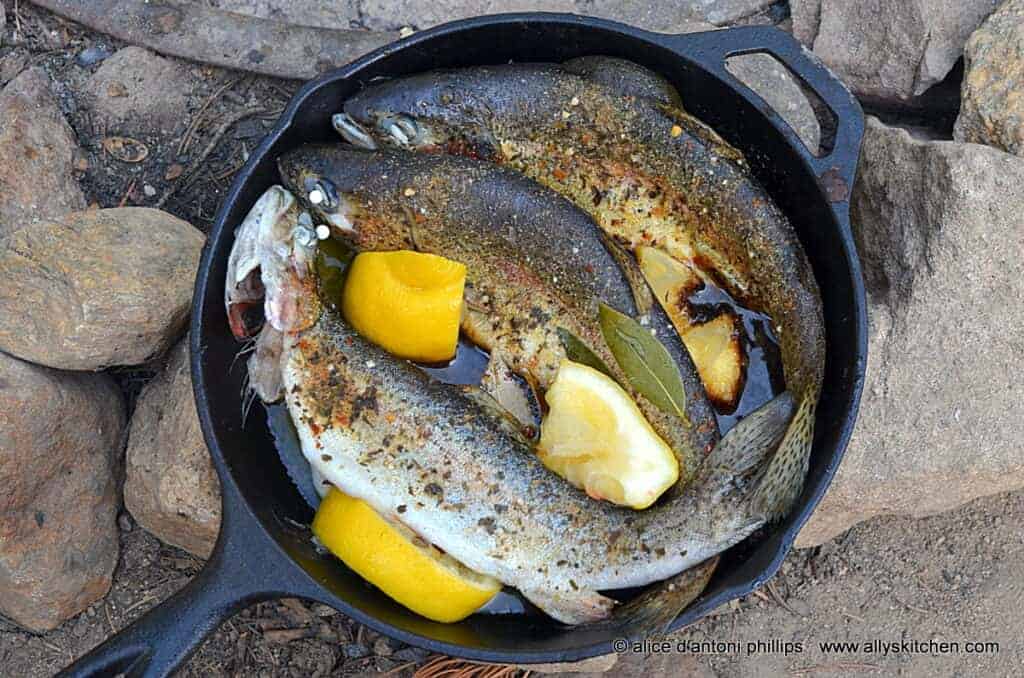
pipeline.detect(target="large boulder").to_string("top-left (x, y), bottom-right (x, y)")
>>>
top-left (582, 0), bottom-right (776, 28)
top-left (235, 0), bottom-right (779, 32)
top-left (82, 46), bottom-right (194, 137)
top-left (790, 0), bottom-right (1001, 100)
top-left (0, 207), bottom-right (204, 370)
top-left (0, 68), bottom-right (85, 240)
top-left (955, 0), bottom-right (1024, 155)
top-left (797, 117), bottom-right (1024, 546)
top-left (125, 339), bottom-right (221, 558)
top-left (0, 352), bottom-right (125, 632)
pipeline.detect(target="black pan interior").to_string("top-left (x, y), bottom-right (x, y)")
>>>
top-left (192, 15), bottom-right (865, 663)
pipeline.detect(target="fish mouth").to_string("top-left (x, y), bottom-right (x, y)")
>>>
top-left (332, 113), bottom-right (377, 149)
top-left (377, 113), bottom-right (420, 147)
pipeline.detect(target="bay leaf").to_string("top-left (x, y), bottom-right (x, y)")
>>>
top-left (598, 303), bottom-right (689, 422)
top-left (556, 327), bottom-right (616, 381)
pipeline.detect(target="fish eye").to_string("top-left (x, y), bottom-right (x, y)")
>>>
top-left (380, 114), bottom-right (419, 145)
top-left (304, 177), bottom-right (339, 211)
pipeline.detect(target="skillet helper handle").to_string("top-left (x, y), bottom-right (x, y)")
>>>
top-left (57, 495), bottom-right (316, 678)
top-left (667, 26), bottom-right (864, 199)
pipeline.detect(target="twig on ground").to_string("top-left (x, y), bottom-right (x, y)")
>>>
top-left (117, 178), bottom-right (136, 207)
top-left (156, 107), bottom-right (265, 209)
top-left (178, 75), bottom-right (244, 157)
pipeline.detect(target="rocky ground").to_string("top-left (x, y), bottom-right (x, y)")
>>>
top-left (1, 1), bottom-right (1023, 676)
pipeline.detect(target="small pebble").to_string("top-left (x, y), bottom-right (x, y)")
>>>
top-left (118, 512), bottom-right (134, 532)
top-left (342, 642), bottom-right (370, 659)
top-left (75, 45), bottom-right (113, 67)
top-left (399, 26), bottom-right (415, 38)
top-left (143, 184), bottom-right (156, 198)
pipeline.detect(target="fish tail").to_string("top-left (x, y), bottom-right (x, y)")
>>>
top-left (600, 393), bottom-right (796, 636)
top-left (598, 557), bottom-right (719, 637)
top-left (752, 393), bottom-right (817, 521)
top-left (697, 390), bottom-right (796, 491)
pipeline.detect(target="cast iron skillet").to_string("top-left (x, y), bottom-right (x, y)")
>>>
top-left (61, 13), bottom-right (866, 677)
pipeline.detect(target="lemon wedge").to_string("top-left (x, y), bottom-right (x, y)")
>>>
top-left (682, 313), bottom-right (744, 409)
top-left (312, 488), bottom-right (500, 623)
top-left (537, 360), bottom-right (679, 509)
top-left (637, 246), bottom-right (744, 409)
top-left (341, 250), bottom-right (466, 362)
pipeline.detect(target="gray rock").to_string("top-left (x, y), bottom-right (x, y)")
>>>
top-left (725, 51), bottom-right (821, 152)
top-left (796, 117), bottom-right (1024, 547)
top-left (582, 0), bottom-right (776, 29)
top-left (0, 352), bottom-right (125, 632)
top-left (789, 0), bottom-right (819, 46)
top-left (217, 0), bottom-right (359, 29)
top-left (0, 207), bottom-right (204, 370)
top-left (359, 0), bottom-right (574, 31)
top-left (125, 339), bottom-right (221, 558)
top-left (217, 0), bottom-right (777, 31)
top-left (0, 48), bottom-right (29, 86)
top-left (83, 46), bottom-right (194, 136)
top-left (75, 44), bottom-right (114, 67)
top-left (0, 68), bottom-right (86, 240)
top-left (955, 0), bottom-right (1024, 155)
top-left (790, 0), bottom-right (1000, 99)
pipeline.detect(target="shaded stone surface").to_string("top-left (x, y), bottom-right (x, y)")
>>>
top-left (125, 339), bottom-right (221, 558)
top-left (790, 0), bottom-right (1000, 100)
top-left (0, 207), bottom-right (204, 370)
top-left (82, 46), bottom-right (194, 136)
top-left (0, 67), bottom-right (86, 240)
top-left (0, 353), bottom-right (125, 632)
top-left (797, 117), bottom-right (1024, 546)
top-left (955, 0), bottom-right (1024, 155)
top-left (217, 0), bottom-right (779, 31)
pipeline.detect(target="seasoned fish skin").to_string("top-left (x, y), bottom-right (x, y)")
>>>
top-left (283, 311), bottom-right (793, 622)
top-left (278, 145), bottom-right (719, 480)
top-left (341, 61), bottom-right (825, 519)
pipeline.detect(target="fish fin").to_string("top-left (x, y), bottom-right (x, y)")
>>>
top-left (246, 324), bottom-right (285, 402)
top-left (698, 391), bottom-right (796, 496)
top-left (519, 587), bottom-right (617, 625)
top-left (752, 394), bottom-right (816, 521)
top-left (599, 557), bottom-right (719, 637)
top-left (598, 231), bottom-right (654, 316)
top-left (479, 350), bottom-right (539, 435)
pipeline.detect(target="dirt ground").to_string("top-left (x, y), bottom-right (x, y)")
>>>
top-left (1, 2), bottom-right (1021, 677)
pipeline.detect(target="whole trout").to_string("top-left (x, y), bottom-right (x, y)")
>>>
top-left (334, 59), bottom-right (825, 519)
top-left (225, 184), bottom-right (796, 627)
top-left (278, 145), bottom-right (718, 482)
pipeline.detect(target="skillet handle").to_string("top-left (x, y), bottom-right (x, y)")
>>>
top-left (664, 26), bottom-right (864, 201)
top-left (57, 488), bottom-right (321, 678)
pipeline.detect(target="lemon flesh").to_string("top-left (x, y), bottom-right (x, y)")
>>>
top-left (537, 360), bottom-right (679, 509)
top-left (312, 488), bottom-right (500, 623)
top-left (637, 246), bottom-right (744, 408)
top-left (341, 250), bottom-right (466, 362)
top-left (682, 313), bottom-right (743, 409)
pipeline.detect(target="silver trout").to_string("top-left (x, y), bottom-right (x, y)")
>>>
top-left (277, 144), bottom-right (719, 483)
top-left (333, 59), bottom-right (824, 519)
top-left (224, 185), bottom-right (796, 624)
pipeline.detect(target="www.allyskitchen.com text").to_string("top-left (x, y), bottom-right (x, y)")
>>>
top-left (613, 637), bottom-right (1001, 658)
